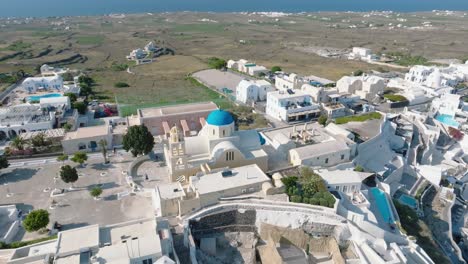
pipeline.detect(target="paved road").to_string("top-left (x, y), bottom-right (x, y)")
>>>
top-left (8, 150), bottom-right (128, 168)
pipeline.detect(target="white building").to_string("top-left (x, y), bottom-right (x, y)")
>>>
top-left (266, 90), bottom-right (321, 122)
top-left (247, 65), bottom-right (268, 76)
top-left (289, 140), bottom-right (351, 167)
top-left (21, 74), bottom-right (63, 93)
top-left (7, 218), bottom-right (175, 264)
top-left (152, 164), bottom-right (272, 217)
top-left (235, 79), bottom-right (275, 104)
top-left (348, 47), bottom-right (377, 62)
top-left (336, 75), bottom-right (385, 101)
top-left (261, 123), bottom-right (356, 168)
top-left (144, 41), bottom-right (158, 52)
top-left (61, 125), bottom-right (113, 154)
top-left (405, 65), bottom-right (464, 89)
top-left (274, 73), bottom-right (305, 90)
top-left (127, 48), bottom-right (147, 60)
top-left (405, 65), bottom-right (433, 84)
top-left (0, 104), bottom-right (55, 140)
top-left (39, 96), bottom-right (71, 110)
top-left (163, 110), bottom-right (268, 182)
top-left (40, 64), bottom-right (68, 76)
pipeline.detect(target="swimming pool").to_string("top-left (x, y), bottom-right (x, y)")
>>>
top-left (399, 194), bottom-right (418, 209)
top-left (371, 188), bottom-right (395, 223)
top-left (435, 114), bottom-right (459, 128)
top-left (27, 93), bottom-right (62, 102)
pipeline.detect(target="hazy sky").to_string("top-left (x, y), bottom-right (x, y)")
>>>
top-left (1, 0), bottom-right (468, 17)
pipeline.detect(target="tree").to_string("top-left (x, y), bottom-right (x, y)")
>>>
top-left (61, 72), bottom-right (74, 82)
top-left (79, 83), bottom-right (93, 97)
top-left (207, 57), bottom-right (226, 69)
top-left (99, 139), bottom-right (108, 163)
top-left (71, 152), bottom-right (87, 166)
top-left (31, 133), bottom-right (47, 147)
top-left (57, 154), bottom-right (68, 165)
top-left (10, 137), bottom-right (25, 150)
top-left (90, 186), bottom-right (103, 199)
top-left (78, 75), bottom-right (94, 86)
top-left (123, 125), bottom-right (154, 157)
top-left (318, 115), bottom-right (328, 126)
top-left (352, 69), bottom-right (364, 76)
top-left (73, 101), bottom-right (87, 115)
top-left (22, 209), bottom-right (49, 232)
top-left (64, 92), bottom-right (77, 103)
top-left (60, 165), bottom-right (78, 188)
top-left (0, 155), bottom-right (9, 171)
top-left (271, 66), bottom-right (282, 73)
top-left (62, 123), bottom-right (72, 131)
top-left (281, 176), bottom-right (298, 189)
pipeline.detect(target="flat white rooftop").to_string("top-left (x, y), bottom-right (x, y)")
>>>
top-left (269, 90), bottom-right (311, 100)
top-left (292, 140), bottom-right (349, 160)
top-left (317, 169), bottom-right (373, 185)
top-left (139, 101), bottom-right (218, 118)
top-left (63, 125), bottom-right (109, 140)
top-left (191, 164), bottom-right (270, 195)
top-left (56, 224), bottom-right (99, 256)
top-left (157, 182), bottom-right (186, 200)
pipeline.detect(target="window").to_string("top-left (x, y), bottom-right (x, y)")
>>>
top-left (325, 158), bottom-right (329, 164)
top-left (341, 154), bottom-right (345, 160)
top-left (143, 259), bottom-right (153, 264)
top-left (223, 130), bottom-right (225, 136)
top-left (343, 186), bottom-right (348, 193)
top-left (213, 129), bottom-right (215, 135)
top-left (226, 151), bottom-right (235, 161)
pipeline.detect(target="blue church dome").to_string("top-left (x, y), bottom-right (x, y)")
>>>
top-left (206, 110), bottom-right (234, 126)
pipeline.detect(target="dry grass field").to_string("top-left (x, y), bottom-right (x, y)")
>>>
top-left (1, 11), bottom-right (468, 112)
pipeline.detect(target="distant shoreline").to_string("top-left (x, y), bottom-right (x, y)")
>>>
top-left (1, 10), bottom-right (468, 20)
top-left (1, 0), bottom-right (468, 19)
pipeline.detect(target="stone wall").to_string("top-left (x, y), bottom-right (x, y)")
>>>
top-left (190, 209), bottom-right (256, 237)
top-left (259, 223), bottom-right (346, 264)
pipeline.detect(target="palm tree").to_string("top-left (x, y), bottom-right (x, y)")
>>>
top-left (99, 139), bottom-right (108, 164)
top-left (11, 136), bottom-right (26, 150)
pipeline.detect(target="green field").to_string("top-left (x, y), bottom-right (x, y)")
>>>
top-left (76, 35), bottom-right (105, 45)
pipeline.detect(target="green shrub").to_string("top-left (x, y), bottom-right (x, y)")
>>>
top-left (271, 66), bottom-right (282, 72)
top-left (111, 63), bottom-right (128, 71)
top-left (319, 198), bottom-right (328, 207)
top-left (114, 82), bottom-right (130, 88)
top-left (384, 94), bottom-right (407, 102)
top-left (318, 115), bottom-right (328, 126)
top-left (354, 165), bottom-right (364, 172)
top-left (291, 195), bottom-right (302, 203)
top-left (309, 198), bottom-right (319, 205)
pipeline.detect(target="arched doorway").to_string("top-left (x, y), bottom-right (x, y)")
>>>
top-left (8, 130), bottom-right (17, 139)
top-left (0, 131), bottom-right (7, 141)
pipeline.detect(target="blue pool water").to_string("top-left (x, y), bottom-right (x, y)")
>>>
top-left (435, 114), bottom-right (459, 128)
top-left (27, 93), bottom-right (62, 102)
top-left (371, 188), bottom-right (395, 224)
top-left (399, 194), bottom-right (418, 209)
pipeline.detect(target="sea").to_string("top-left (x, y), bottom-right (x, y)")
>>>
top-left (0, 0), bottom-right (468, 18)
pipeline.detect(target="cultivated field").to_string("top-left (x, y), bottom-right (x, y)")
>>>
top-left (1, 11), bottom-right (468, 111)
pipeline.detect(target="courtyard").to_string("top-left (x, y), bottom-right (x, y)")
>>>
top-left (0, 152), bottom-right (154, 242)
